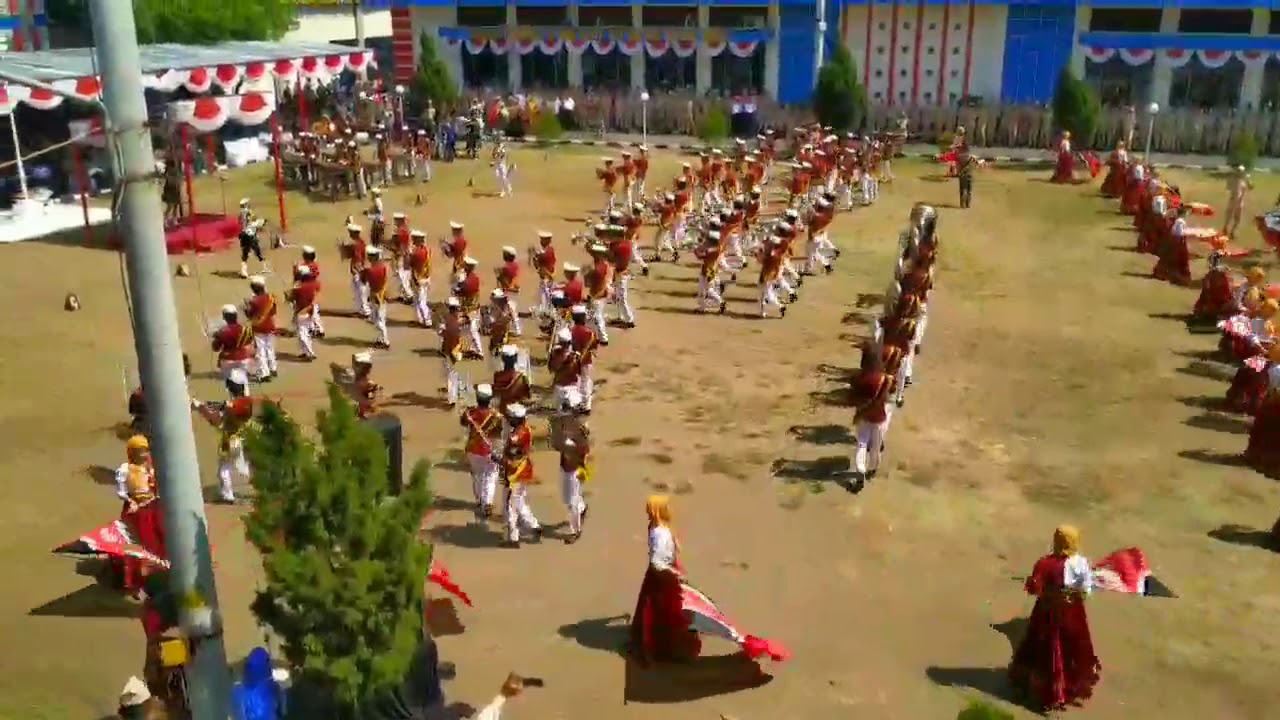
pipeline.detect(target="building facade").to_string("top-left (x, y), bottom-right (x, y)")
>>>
top-left (0, 0), bottom-right (49, 52)
top-left (389, 0), bottom-right (1280, 109)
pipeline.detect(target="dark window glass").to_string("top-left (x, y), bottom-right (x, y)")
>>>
top-left (1088, 9), bottom-right (1161, 33)
top-left (1177, 10), bottom-right (1252, 34)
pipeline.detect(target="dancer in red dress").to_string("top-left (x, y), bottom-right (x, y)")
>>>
top-left (1009, 525), bottom-right (1102, 711)
top-left (1225, 345), bottom-right (1279, 416)
top-left (117, 435), bottom-right (167, 599)
top-left (1245, 364), bottom-right (1280, 473)
top-left (630, 495), bottom-right (701, 665)
top-left (1193, 245), bottom-right (1237, 321)
top-left (1050, 132), bottom-right (1077, 184)
top-left (1099, 142), bottom-right (1128, 198)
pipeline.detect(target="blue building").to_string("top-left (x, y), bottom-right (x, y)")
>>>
top-left (382, 1), bottom-right (1280, 109)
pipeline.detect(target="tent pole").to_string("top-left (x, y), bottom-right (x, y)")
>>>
top-left (72, 141), bottom-right (92, 246)
top-left (271, 111), bottom-right (288, 232)
top-left (180, 124), bottom-right (196, 219)
top-left (8, 113), bottom-right (29, 200)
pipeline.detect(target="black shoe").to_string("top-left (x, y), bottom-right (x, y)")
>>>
top-left (797, 277), bottom-right (805, 287)
top-left (564, 533), bottom-right (580, 545)
top-left (834, 249), bottom-right (842, 258)
top-left (315, 331), bottom-right (326, 339)
top-left (867, 469), bottom-right (878, 480)
top-left (300, 354), bottom-right (317, 362)
top-left (789, 292), bottom-right (798, 303)
top-left (915, 344), bottom-right (923, 355)
top-left (780, 305), bottom-right (787, 317)
top-left (642, 266), bottom-right (651, 277)
top-left (500, 540), bottom-right (520, 549)
top-left (600, 340), bottom-right (610, 347)
top-left (905, 377), bottom-right (913, 388)
top-left (718, 301), bottom-right (727, 315)
top-left (622, 321), bottom-right (636, 329)
top-left (895, 396), bottom-right (905, 408)
top-left (530, 527), bottom-right (544, 542)
top-left (800, 271), bottom-right (814, 277)
top-left (270, 370), bottom-right (279, 378)
top-left (581, 504), bottom-right (589, 526)
top-left (672, 251), bottom-right (680, 262)
top-left (824, 264), bottom-right (834, 274)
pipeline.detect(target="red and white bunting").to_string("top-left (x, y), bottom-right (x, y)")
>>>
top-left (1163, 48), bottom-right (1194, 68)
top-left (727, 39), bottom-right (761, 58)
top-left (169, 92), bottom-right (277, 134)
top-left (0, 50), bottom-right (373, 115)
top-left (68, 117), bottom-right (108, 148)
top-left (1084, 46), bottom-right (1116, 63)
top-left (1237, 49), bottom-right (1273, 68)
top-left (1117, 48), bottom-right (1153, 66)
top-left (671, 38), bottom-right (698, 59)
top-left (1195, 49), bottom-right (1234, 69)
top-left (563, 34), bottom-right (589, 55)
top-left (617, 34), bottom-right (644, 57)
top-left (643, 37), bottom-right (671, 58)
top-left (589, 37), bottom-right (616, 55)
top-left (702, 35), bottom-right (728, 57)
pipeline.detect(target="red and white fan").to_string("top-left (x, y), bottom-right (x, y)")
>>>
top-left (1092, 547), bottom-right (1175, 598)
top-left (52, 519), bottom-right (169, 570)
top-left (679, 579), bottom-right (789, 662)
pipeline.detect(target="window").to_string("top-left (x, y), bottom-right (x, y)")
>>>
top-left (642, 6), bottom-right (697, 27)
top-left (645, 53), bottom-right (695, 91)
top-left (708, 7), bottom-right (767, 29)
top-left (1084, 57), bottom-right (1153, 107)
top-left (1272, 11), bottom-right (1280, 35)
top-left (515, 6), bottom-right (569, 25)
top-left (462, 50), bottom-right (507, 90)
top-left (457, 6), bottom-right (505, 27)
top-left (1177, 10), bottom-right (1252, 34)
top-left (582, 49), bottom-right (631, 90)
top-left (1169, 57), bottom-right (1244, 109)
top-left (521, 50), bottom-right (569, 90)
top-left (711, 46), bottom-right (765, 94)
top-left (578, 6), bottom-right (632, 27)
top-left (1088, 9), bottom-right (1161, 33)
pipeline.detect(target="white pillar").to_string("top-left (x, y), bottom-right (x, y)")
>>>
top-left (506, 3), bottom-right (521, 91)
top-left (1069, 5), bottom-right (1090, 78)
top-left (1149, 7), bottom-right (1179, 106)
top-left (1241, 9), bottom-right (1268, 109)
top-left (696, 5), bottom-right (712, 94)
top-left (631, 4), bottom-right (645, 90)
top-left (569, 4), bottom-right (584, 89)
top-left (764, 1), bottom-right (780, 99)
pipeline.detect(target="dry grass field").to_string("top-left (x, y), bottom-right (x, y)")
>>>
top-left (0, 146), bottom-right (1278, 720)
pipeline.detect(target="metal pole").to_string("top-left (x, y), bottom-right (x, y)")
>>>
top-left (814, 0), bottom-right (828, 89)
top-left (87, 3), bottom-right (232, 719)
top-left (7, 114), bottom-right (29, 199)
top-left (1143, 114), bottom-right (1155, 161)
top-left (352, 0), bottom-right (368, 82)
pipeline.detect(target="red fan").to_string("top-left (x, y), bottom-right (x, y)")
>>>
top-left (679, 579), bottom-right (789, 662)
top-left (1219, 314), bottom-right (1252, 337)
top-left (1185, 201), bottom-right (1215, 217)
top-left (1246, 355), bottom-right (1268, 372)
top-left (1093, 547), bottom-right (1175, 597)
top-left (1256, 214), bottom-right (1280, 249)
top-left (935, 151), bottom-right (957, 165)
top-left (427, 560), bottom-right (472, 607)
top-left (52, 520), bottom-right (170, 569)
top-left (1079, 151), bottom-right (1102, 178)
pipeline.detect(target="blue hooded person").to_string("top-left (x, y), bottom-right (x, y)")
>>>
top-left (232, 647), bottom-right (284, 720)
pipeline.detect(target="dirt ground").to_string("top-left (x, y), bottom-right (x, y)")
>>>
top-left (2, 147), bottom-right (1279, 720)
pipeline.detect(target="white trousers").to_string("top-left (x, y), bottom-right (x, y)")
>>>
top-left (552, 383), bottom-right (577, 410)
top-left (853, 417), bottom-right (889, 474)
top-left (805, 241), bottom-right (832, 274)
top-left (758, 281), bottom-right (782, 317)
top-left (351, 275), bottom-right (369, 316)
top-left (396, 265), bottom-right (414, 299)
top-left (295, 314), bottom-right (317, 357)
top-left (591, 299), bottom-right (610, 342)
top-left (537, 279), bottom-right (553, 313)
top-left (467, 316), bottom-right (483, 352)
top-left (468, 453), bottom-right (498, 507)
top-left (560, 468), bottom-right (586, 534)
top-left (217, 444), bottom-right (250, 501)
top-left (253, 333), bottom-right (278, 378)
top-left (504, 483), bottom-right (541, 542)
top-left (698, 275), bottom-right (723, 309)
top-left (579, 365), bottom-right (595, 410)
top-left (915, 304), bottom-right (929, 346)
top-left (782, 258), bottom-right (801, 286)
top-left (507, 298), bottom-right (524, 335)
top-left (414, 282), bottom-right (433, 326)
top-left (310, 304), bottom-right (326, 335)
top-left (613, 274), bottom-right (636, 324)
top-left (496, 164), bottom-right (512, 196)
top-left (220, 360), bottom-right (253, 394)
top-left (371, 302), bottom-right (389, 346)
top-left (443, 357), bottom-right (461, 404)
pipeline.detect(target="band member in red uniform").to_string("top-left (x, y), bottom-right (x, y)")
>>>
top-left (408, 230), bottom-right (434, 327)
top-left (345, 222), bottom-right (370, 317)
top-left (620, 151), bottom-right (636, 205)
top-left (243, 276), bottom-right (279, 383)
top-left (694, 232), bottom-right (727, 315)
top-left (584, 244), bottom-right (613, 344)
top-left (500, 404), bottom-right (542, 548)
top-left (569, 305), bottom-right (599, 413)
top-left (1008, 525), bottom-right (1102, 712)
top-left (548, 328), bottom-right (582, 410)
top-left (455, 257), bottom-right (484, 353)
top-left (362, 246), bottom-right (392, 348)
top-left (493, 344), bottom-right (532, 416)
top-left (630, 495), bottom-right (700, 665)
top-left (757, 236), bottom-right (787, 318)
top-left (635, 145), bottom-right (650, 199)
top-left (462, 383), bottom-right (503, 519)
top-left (597, 157), bottom-right (618, 213)
top-left (495, 246), bottom-right (524, 336)
top-left (440, 298), bottom-right (465, 406)
top-left (849, 351), bottom-right (893, 491)
top-left (560, 263), bottom-right (586, 307)
top-left (391, 212), bottom-right (414, 300)
top-left (533, 231), bottom-right (558, 315)
top-left (445, 221), bottom-right (468, 276)
top-left (287, 265), bottom-right (320, 360)
top-left (299, 245), bottom-right (326, 337)
top-left (212, 304), bottom-right (255, 395)
top-left (611, 223), bottom-right (640, 328)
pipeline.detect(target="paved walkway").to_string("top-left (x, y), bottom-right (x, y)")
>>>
top-left (518, 131), bottom-right (1279, 172)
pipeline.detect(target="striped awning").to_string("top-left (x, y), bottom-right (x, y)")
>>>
top-left (1079, 32), bottom-right (1280, 52)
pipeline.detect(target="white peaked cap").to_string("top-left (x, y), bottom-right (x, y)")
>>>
top-left (371, 188), bottom-right (383, 195)
top-left (665, 192), bottom-right (675, 201)
top-left (249, 275), bottom-right (266, 286)
top-left (777, 222), bottom-right (793, 232)
top-left (563, 263), bottom-right (580, 272)
top-left (708, 231), bottom-right (721, 241)
top-left (501, 245), bottom-right (517, 255)
top-left (491, 288), bottom-right (506, 299)
top-left (608, 209), bottom-right (623, 219)
top-left (353, 351), bottom-right (373, 363)
top-left (227, 367), bottom-right (249, 386)
top-left (347, 140), bottom-right (357, 146)
top-left (410, 230), bottom-right (426, 238)
top-left (593, 223), bottom-right (609, 233)
top-left (239, 198), bottom-right (250, 206)
top-left (639, 144), bottom-right (648, 150)
top-left (570, 304), bottom-right (587, 315)
top-left (392, 212), bottom-right (406, 219)
top-left (476, 383), bottom-right (493, 398)
top-left (500, 344), bottom-right (519, 357)
top-left (588, 244), bottom-right (607, 253)
top-left (817, 198), bottom-right (832, 208)
top-left (449, 221), bottom-right (464, 230)
top-left (551, 289), bottom-right (565, 298)
top-left (347, 223), bottom-right (361, 232)
top-left (556, 328), bottom-right (572, 342)
top-left (681, 162), bottom-right (691, 168)
top-left (784, 208), bottom-right (800, 218)
top-left (537, 230), bottom-right (553, 239)
top-left (507, 403), bottom-right (527, 419)
top-left (296, 264), bottom-right (312, 276)
top-left (367, 246), bottom-right (382, 255)
top-left (601, 156), bottom-right (612, 162)
top-left (301, 245), bottom-right (316, 254)
top-left (221, 304), bottom-right (238, 315)
top-left (463, 256), bottom-right (479, 266)
top-left (447, 297), bottom-right (461, 308)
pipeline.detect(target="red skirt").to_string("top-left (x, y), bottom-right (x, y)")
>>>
top-left (1245, 396), bottom-right (1280, 472)
top-left (1226, 366), bottom-right (1268, 415)
top-left (121, 503), bottom-right (167, 593)
top-left (1220, 333), bottom-right (1262, 362)
top-left (1009, 594), bottom-right (1102, 710)
top-left (630, 566), bottom-right (701, 664)
top-left (1153, 239), bottom-right (1191, 285)
top-left (1120, 184), bottom-right (1142, 216)
top-left (1050, 152), bottom-right (1076, 183)
top-left (1100, 166), bottom-right (1125, 197)
top-left (1194, 272), bottom-right (1236, 319)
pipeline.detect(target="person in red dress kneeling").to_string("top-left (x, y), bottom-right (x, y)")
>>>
top-left (1009, 525), bottom-right (1102, 712)
top-left (1193, 245), bottom-right (1237, 322)
top-left (630, 495), bottom-right (700, 665)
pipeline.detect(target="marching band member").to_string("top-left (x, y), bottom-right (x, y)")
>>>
top-left (560, 262), bottom-right (586, 308)
top-left (673, 178), bottom-right (693, 256)
top-left (390, 213), bottom-right (414, 301)
top-left (461, 383), bottom-right (503, 520)
top-left (570, 306), bottom-right (599, 413)
top-left (548, 328), bottom-right (583, 409)
top-left (496, 246), bottom-right (524, 336)
top-left (757, 235), bottom-right (788, 318)
top-left (611, 221), bottom-right (640, 328)
top-left (363, 246), bottom-right (392, 349)
top-left (408, 230), bottom-right (434, 327)
top-left (499, 403), bottom-right (542, 548)
top-left (439, 298), bottom-right (465, 407)
top-left (585, 244), bottom-right (613, 345)
top-left (237, 198), bottom-right (267, 279)
top-left (487, 289), bottom-right (516, 369)
top-left (849, 347), bottom-right (894, 490)
top-left (493, 140), bottom-right (513, 198)
top-left (445, 221), bottom-right (468, 277)
top-left (654, 193), bottom-right (679, 262)
top-left (375, 134), bottom-right (392, 185)
top-left (287, 265), bottom-right (320, 360)
top-left (597, 157), bottom-right (618, 214)
top-left (345, 223), bottom-right (370, 317)
top-left (211, 304), bottom-right (255, 395)
top-left (493, 344), bottom-right (532, 417)
top-left (695, 232), bottom-right (728, 315)
top-left (883, 301), bottom-right (921, 408)
top-left (775, 219), bottom-right (803, 291)
top-left (368, 188), bottom-right (386, 244)
top-left (192, 384), bottom-right (253, 504)
top-left (245, 276), bottom-right (279, 383)
top-left (804, 198), bottom-right (836, 275)
top-left (550, 389), bottom-right (590, 544)
top-left (620, 151), bottom-right (636, 207)
top-left (532, 231), bottom-right (557, 316)
top-left (414, 128), bottom-right (433, 182)
top-left (634, 146), bottom-right (650, 203)
top-left (299, 246), bottom-right (326, 337)
top-left (456, 257), bottom-right (485, 354)
top-left (547, 289), bottom-right (571, 347)
top-left (347, 352), bottom-right (382, 419)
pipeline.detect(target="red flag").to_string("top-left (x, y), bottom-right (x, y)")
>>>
top-left (679, 580), bottom-right (789, 662)
top-left (1093, 547), bottom-right (1174, 597)
top-left (428, 561), bottom-right (472, 607)
top-left (52, 520), bottom-right (169, 569)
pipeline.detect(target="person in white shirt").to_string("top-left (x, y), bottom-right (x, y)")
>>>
top-left (629, 495), bottom-right (701, 665)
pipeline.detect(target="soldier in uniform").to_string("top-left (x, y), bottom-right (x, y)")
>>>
top-left (495, 246), bottom-right (524, 336)
top-left (694, 231), bottom-right (728, 315)
top-left (287, 265), bottom-right (320, 361)
top-left (408, 230), bottom-right (434, 328)
top-left (192, 387), bottom-right (254, 503)
top-left (245, 276), bottom-right (279, 383)
top-left (487, 289), bottom-right (517, 369)
top-left (236, 198), bottom-right (267, 280)
top-left (548, 328), bottom-right (583, 410)
top-left (345, 222), bottom-right (370, 318)
top-left (493, 344), bottom-right (532, 417)
top-left (532, 231), bottom-right (558, 316)
top-left (549, 389), bottom-right (590, 544)
top-left (444, 221), bottom-right (469, 277)
top-left (499, 404), bottom-right (542, 548)
top-left (211, 304), bottom-right (255, 395)
top-left (439, 298), bottom-right (465, 407)
top-left (455, 256), bottom-right (484, 354)
top-left (390, 212), bottom-right (414, 301)
top-left (849, 337), bottom-right (894, 492)
top-left (461, 383), bottom-right (503, 520)
top-left (362, 246), bottom-right (392, 349)
top-left (955, 144), bottom-right (982, 209)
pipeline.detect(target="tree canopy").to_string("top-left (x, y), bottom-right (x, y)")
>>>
top-left (1051, 66), bottom-right (1102, 149)
top-left (47, 0), bottom-right (296, 45)
top-left (812, 44), bottom-right (869, 133)
top-left (407, 32), bottom-right (459, 118)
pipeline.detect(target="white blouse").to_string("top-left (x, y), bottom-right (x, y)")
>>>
top-left (468, 696), bottom-right (506, 720)
top-left (1063, 553), bottom-right (1094, 594)
top-left (1171, 217), bottom-right (1186, 237)
top-left (648, 526), bottom-right (676, 572)
top-left (1133, 165), bottom-right (1146, 181)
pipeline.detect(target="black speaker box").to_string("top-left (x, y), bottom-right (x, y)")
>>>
top-left (364, 412), bottom-right (403, 495)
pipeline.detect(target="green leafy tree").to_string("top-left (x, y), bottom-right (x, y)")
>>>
top-left (242, 385), bottom-right (433, 719)
top-left (1227, 132), bottom-right (1260, 170)
top-left (47, 0), bottom-right (295, 44)
top-left (1051, 66), bottom-right (1102, 148)
top-left (812, 44), bottom-right (869, 133)
top-left (698, 106), bottom-right (731, 141)
top-left (408, 32), bottom-right (459, 120)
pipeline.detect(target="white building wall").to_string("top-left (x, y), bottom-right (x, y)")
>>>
top-left (966, 5), bottom-right (1006, 102)
top-left (283, 8), bottom-right (393, 43)
top-left (916, 5), bottom-right (945, 105)
top-left (409, 7), bottom-right (464, 91)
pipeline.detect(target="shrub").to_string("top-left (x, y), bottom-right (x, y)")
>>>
top-left (698, 106), bottom-right (731, 142)
top-left (813, 45), bottom-right (869, 133)
top-left (956, 699), bottom-right (1016, 720)
top-left (242, 386), bottom-right (434, 718)
top-left (1228, 132), bottom-right (1259, 170)
top-left (408, 32), bottom-right (459, 119)
top-left (1051, 66), bottom-right (1101, 148)
top-left (531, 110), bottom-right (564, 140)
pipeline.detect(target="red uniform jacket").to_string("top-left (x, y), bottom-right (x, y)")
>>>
top-left (635, 156), bottom-right (649, 179)
top-left (362, 263), bottom-right (390, 305)
top-left (612, 240), bottom-right (634, 274)
top-left (536, 245), bottom-right (557, 280)
top-left (348, 238), bottom-right (368, 275)
top-left (457, 273), bottom-right (481, 311)
top-left (409, 246), bottom-right (432, 283)
top-left (394, 227), bottom-right (412, 258)
top-left (462, 406), bottom-right (502, 457)
top-left (492, 369), bottom-right (531, 412)
top-left (448, 235), bottom-right (468, 271)
top-left (561, 277), bottom-right (585, 305)
top-left (587, 260), bottom-right (611, 300)
top-left (290, 281), bottom-right (319, 315)
top-left (497, 261), bottom-right (521, 293)
top-left (212, 322), bottom-right (254, 362)
top-left (571, 324), bottom-right (598, 366)
top-left (246, 293), bottom-right (277, 335)
top-left (549, 346), bottom-right (582, 386)
top-left (852, 370), bottom-right (893, 424)
top-left (505, 424), bottom-right (535, 482)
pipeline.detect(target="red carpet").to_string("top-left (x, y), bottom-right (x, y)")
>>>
top-left (163, 213), bottom-right (238, 255)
